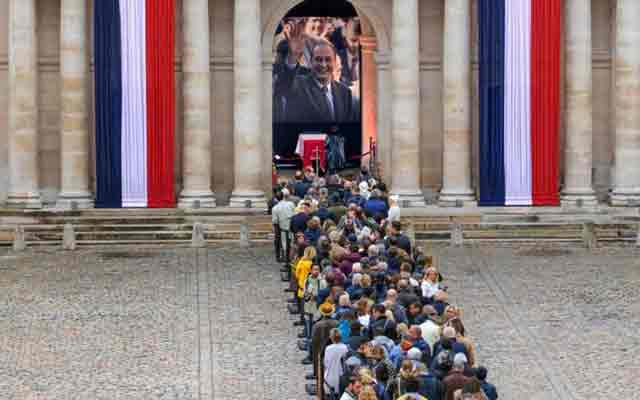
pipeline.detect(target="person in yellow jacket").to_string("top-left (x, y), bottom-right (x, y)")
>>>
top-left (296, 246), bottom-right (317, 298)
top-left (292, 246), bottom-right (317, 333)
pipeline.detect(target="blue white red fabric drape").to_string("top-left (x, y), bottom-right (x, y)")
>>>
top-left (94, 0), bottom-right (175, 208)
top-left (478, 0), bottom-right (561, 206)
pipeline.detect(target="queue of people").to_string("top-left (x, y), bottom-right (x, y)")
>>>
top-left (271, 166), bottom-right (499, 400)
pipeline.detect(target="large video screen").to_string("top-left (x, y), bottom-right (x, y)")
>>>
top-left (272, 16), bottom-right (362, 162)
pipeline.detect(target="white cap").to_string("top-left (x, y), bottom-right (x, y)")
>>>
top-left (407, 348), bottom-right (422, 360)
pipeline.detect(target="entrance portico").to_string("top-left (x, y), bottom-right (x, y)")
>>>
top-left (1, 0), bottom-right (637, 209)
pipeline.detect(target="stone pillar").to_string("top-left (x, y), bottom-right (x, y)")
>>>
top-left (178, 0), bottom-right (216, 208)
top-left (376, 51), bottom-right (392, 185)
top-left (561, 0), bottom-right (597, 207)
top-left (360, 36), bottom-right (378, 168)
top-left (391, 0), bottom-right (425, 207)
top-left (7, 0), bottom-right (42, 209)
top-left (57, 0), bottom-right (94, 209)
top-left (229, 0), bottom-right (267, 208)
top-left (611, 0), bottom-right (640, 206)
top-left (439, 0), bottom-right (475, 206)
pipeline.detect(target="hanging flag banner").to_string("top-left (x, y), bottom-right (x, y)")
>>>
top-left (478, 0), bottom-right (561, 206)
top-left (94, 0), bottom-right (175, 208)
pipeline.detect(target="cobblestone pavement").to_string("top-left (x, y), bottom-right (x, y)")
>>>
top-left (0, 244), bottom-right (638, 399)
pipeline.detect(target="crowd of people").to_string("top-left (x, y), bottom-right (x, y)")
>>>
top-left (270, 166), bottom-right (499, 400)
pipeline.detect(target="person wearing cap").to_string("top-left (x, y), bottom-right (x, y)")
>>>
top-left (307, 301), bottom-right (337, 373)
top-left (443, 353), bottom-right (472, 400)
top-left (272, 187), bottom-right (296, 263)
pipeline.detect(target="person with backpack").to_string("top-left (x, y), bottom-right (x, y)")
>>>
top-left (385, 360), bottom-right (425, 400)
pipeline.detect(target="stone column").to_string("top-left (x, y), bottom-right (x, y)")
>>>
top-left (360, 36), bottom-right (377, 168)
top-left (229, 0), bottom-right (267, 208)
top-left (376, 51), bottom-right (392, 185)
top-left (611, 0), bottom-right (640, 206)
top-left (440, 0), bottom-right (475, 206)
top-left (7, 0), bottom-right (42, 209)
top-left (178, 0), bottom-right (216, 208)
top-left (561, 0), bottom-right (597, 207)
top-left (57, 0), bottom-right (94, 209)
top-left (391, 0), bottom-right (425, 207)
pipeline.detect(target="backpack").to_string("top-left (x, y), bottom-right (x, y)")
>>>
top-left (337, 319), bottom-right (351, 343)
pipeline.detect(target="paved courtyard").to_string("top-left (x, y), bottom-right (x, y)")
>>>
top-left (0, 243), bottom-right (638, 399)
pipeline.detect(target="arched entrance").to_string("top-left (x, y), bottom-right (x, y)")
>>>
top-left (260, 0), bottom-right (392, 190)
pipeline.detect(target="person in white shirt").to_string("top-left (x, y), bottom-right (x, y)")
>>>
top-left (387, 195), bottom-right (401, 222)
top-left (421, 267), bottom-right (440, 301)
top-left (271, 188), bottom-right (296, 261)
top-left (324, 328), bottom-right (349, 395)
top-left (419, 305), bottom-right (441, 351)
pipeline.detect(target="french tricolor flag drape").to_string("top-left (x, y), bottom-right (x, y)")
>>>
top-left (94, 0), bottom-right (176, 208)
top-left (478, 0), bottom-right (561, 206)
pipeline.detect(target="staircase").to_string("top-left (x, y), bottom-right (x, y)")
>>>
top-left (0, 209), bottom-right (274, 247)
top-left (0, 208), bottom-right (638, 247)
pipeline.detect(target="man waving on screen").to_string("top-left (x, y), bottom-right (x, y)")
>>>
top-left (274, 19), bottom-right (359, 124)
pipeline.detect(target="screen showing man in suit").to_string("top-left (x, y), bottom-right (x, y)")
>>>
top-left (272, 16), bottom-right (362, 164)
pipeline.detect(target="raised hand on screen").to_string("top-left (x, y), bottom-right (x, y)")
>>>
top-left (283, 18), bottom-right (307, 65)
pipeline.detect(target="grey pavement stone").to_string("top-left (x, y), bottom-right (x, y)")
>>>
top-left (0, 243), bottom-right (638, 399)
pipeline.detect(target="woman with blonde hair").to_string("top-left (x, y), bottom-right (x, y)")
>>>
top-left (358, 385), bottom-right (379, 400)
top-left (421, 267), bottom-right (440, 304)
top-left (295, 246), bottom-right (317, 300)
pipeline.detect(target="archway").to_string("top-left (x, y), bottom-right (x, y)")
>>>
top-left (260, 0), bottom-right (392, 189)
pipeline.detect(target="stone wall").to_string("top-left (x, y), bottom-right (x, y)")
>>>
top-left (0, 0), bottom-right (619, 205)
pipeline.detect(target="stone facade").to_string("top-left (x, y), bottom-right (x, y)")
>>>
top-left (0, 0), bottom-right (632, 207)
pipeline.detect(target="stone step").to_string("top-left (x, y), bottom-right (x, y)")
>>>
top-left (0, 222), bottom-right (274, 233)
top-left (17, 230), bottom-right (272, 242)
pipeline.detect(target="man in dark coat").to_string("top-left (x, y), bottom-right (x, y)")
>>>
top-left (387, 220), bottom-right (412, 255)
top-left (308, 303), bottom-right (338, 379)
top-left (291, 202), bottom-right (312, 234)
top-left (442, 354), bottom-right (472, 400)
top-left (274, 26), bottom-right (359, 124)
